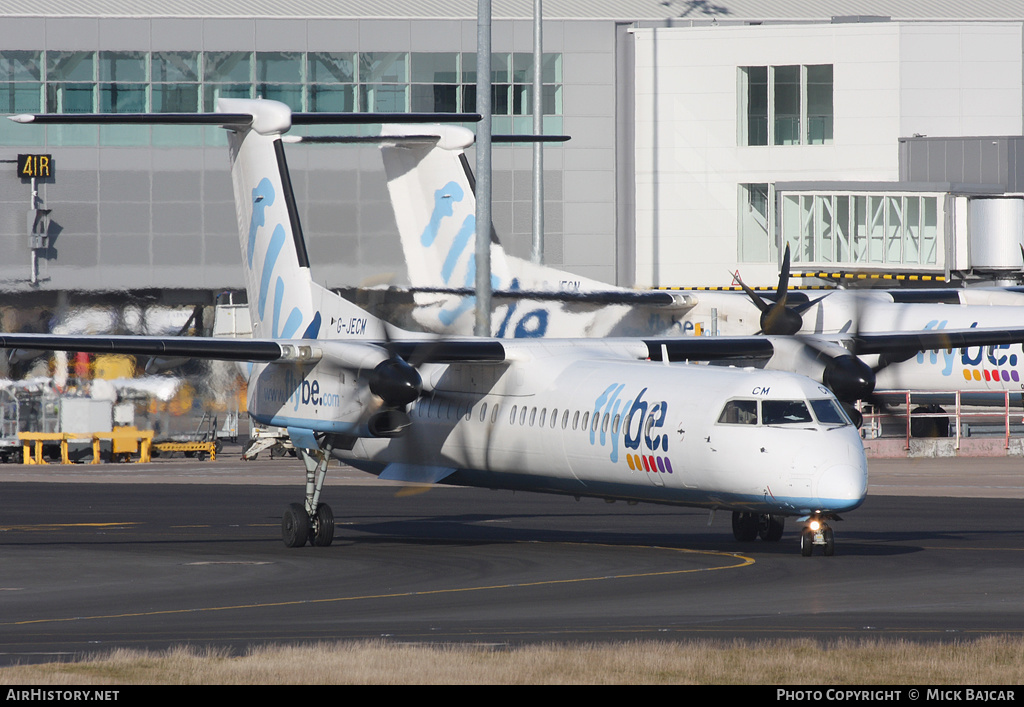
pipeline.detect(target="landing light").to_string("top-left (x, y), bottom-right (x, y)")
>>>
top-left (808, 519), bottom-right (821, 531)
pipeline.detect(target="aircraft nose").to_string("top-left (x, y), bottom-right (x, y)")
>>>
top-left (817, 461), bottom-right (868, 512)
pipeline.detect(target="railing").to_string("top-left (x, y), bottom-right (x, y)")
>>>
top-left (859, 390), bottom-right (1020, 451)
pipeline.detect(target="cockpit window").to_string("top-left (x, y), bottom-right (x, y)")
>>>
top-left (810, 398), bottom-right (852, 426)
top-left (761, 399), bottom-right (813, 425)
top-left (717, 399), bottom-right (758, 425)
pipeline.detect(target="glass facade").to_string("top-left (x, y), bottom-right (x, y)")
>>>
top-left (0, 49), bottom-right (564, 146)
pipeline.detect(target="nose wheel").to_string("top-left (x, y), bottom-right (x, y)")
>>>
top-left (799, 517), bottom-right (835, 556)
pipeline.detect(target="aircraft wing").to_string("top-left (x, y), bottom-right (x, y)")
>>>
top-left (408, 286), bottom-right (698, 310)
top-left (0, 333), bottom-right (508, 366)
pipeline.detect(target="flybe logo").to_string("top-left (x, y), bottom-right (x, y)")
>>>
top-left (589, 384), bottom-right (674, 474)
top-left (419, 181), bottom-right (549, 338)
top-left (917, 320), bottom-right (1020, 383)
top-left (262, 369), bottom-right (340, 412)
top-left (248, 178), bottom-right (319, 340)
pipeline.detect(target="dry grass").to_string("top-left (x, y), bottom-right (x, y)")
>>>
top-left (1, 637), bottom-right (1021, 685)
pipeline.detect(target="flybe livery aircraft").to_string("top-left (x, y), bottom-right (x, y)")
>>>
top-left (6, 99), bottom-right (1024, 556)
top-left (376, 124), bottom-right (1024, 402)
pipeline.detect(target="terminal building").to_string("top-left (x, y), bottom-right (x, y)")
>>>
top-left (1, 0), bottom-right (1024, 318)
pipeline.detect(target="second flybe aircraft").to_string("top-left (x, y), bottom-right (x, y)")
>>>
top-left (372, 123), bottom-right (1024, 407)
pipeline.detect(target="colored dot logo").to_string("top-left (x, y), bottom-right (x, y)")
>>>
top-left (963, 369), bottom-right (1020, 383)
top-left (626, 454), bottom-right (674, 473)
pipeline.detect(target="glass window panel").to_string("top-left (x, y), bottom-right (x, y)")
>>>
top-left (152, 52), bottom-right (198, 82)
top-left (100, 52), bottom-right (146, 83)
top-left (411, 84), bottom-right (457, 112)
top-left (491, 53), bottom-right (510, 83)
top-left (359, 52), bottom-right (406, 83)
top-left (310, 84), bottom-right (354, 112)
top-left (773, 65), bottom-right (800, 146)
top-left (308, 52), bottom-right (355, 84)
top-left (542, 84), bottom-right (561, 115)
top-left (886, 197), bottom-right (903, 262)
top-left (99, 83), bottom-right (146, 113)
top-left (205, 52), bottom-right (251, 83)
top-left (411, 53), bottom-right (457, 83)
top-left (852, 195), bottom-right (868, 262)
top-left (257, 52), bottom-right (302, 84)
top-left (816, 195), bottom-right (834, 263)
top-left (0, 51), bottom-right (41, 81)
top-left (492, 84), bottom-right (510, 115)
top-left (152, 83), bottom-right (198, 112)
top-left (258, 83), bottom-right (302, 110)
top-left (741, 66), bottom-right (767, 146)
top-left (46, 82), bottom-right (94, 113)
top-left (905, 196), bottom-right (921, 264)
top-left (203, 83), bottom-right (252, 111)
top-left (835, 195), bottom-right (851, 262)
top-left (806, 64), bottom-right (833, 144)
top-left (541, 53), bottom-right (561, 83)
top-left (1, 83), bottom-right (41, 113)
top-left (47, 51), bottom-right (94, 82)
top-left (512, 53), bottom-right (532, 83)
top-left (922, 197), bottom-right (938, 264)
top-left (360, 84), bottom-right (406, 112)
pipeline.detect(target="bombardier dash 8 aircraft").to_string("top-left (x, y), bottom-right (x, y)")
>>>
top-left (6, 100), bottom-right (1024, 556)
top-left (372, 124), bottom-right (1024, 404)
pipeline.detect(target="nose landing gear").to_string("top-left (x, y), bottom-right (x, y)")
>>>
top-left (799, 515), bottom-right (835, 557)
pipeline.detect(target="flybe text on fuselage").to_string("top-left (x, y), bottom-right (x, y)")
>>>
top-left (907, 320), bottom-right (1022, 386)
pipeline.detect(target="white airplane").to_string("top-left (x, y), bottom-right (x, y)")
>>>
top-left (373, 125), bottom-right (1024, 408)
top-left (4, 99), bottom-right (1021, 556)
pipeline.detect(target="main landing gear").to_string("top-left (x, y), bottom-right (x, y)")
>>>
top-left (281, 444), bottom-right (336, 548)
top-left (731, 511), bottom-right (785, 542)
top-left (799, 516), bottom-right (835, 557)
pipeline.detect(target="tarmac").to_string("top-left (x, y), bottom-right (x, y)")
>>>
top-left (0, 440), bottom-right (1021, 499)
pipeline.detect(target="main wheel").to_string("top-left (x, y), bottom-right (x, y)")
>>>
top-left (310, 503), bottom-right (335, 547)
top-left (732, 511), bottom-right (758, 542)
top-left (282, 502), bottom-right (311, 548)
top-left (758, 514), bottom-right (785, 542)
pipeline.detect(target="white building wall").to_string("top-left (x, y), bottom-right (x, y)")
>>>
top-left (633, 21), bottom-right (1024, 288)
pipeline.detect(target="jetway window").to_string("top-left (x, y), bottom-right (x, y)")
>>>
top-left (781, 192), bottom-right (939, 267)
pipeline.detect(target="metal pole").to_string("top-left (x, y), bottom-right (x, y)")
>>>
top-left (530, 0), bottom-right (544, 264)
top-left (474, 0), bottom-right (493, 336)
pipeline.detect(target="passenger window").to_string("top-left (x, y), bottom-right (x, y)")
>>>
top-left (581, 412), bottom-right (589, 430)
top-left (479, 402), bottom-right (487, 422)
top-left (718, 399), bottom-right (758, 425)
top-left (762, 400), bottom-right (814, 425)
top-left (539, 408), bottom-right (547, 427)
top-left (510, 405), bottom-right (517, 424)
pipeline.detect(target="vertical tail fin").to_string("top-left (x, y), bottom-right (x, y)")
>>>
top-left (219, 98), bottom-right (383, 342)
top-left (379, 125), bottom-right (516, 329)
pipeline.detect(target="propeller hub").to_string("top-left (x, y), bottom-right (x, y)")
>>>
top-left (823, 355), bottom-right (876, 403)
top-left (369, 357), bottom-right (422, 408)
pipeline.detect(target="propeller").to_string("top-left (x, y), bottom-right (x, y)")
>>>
top-left (364, 324), bottom-right (425, 438)
top-left (736, 245), bottom-right (829, 335)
